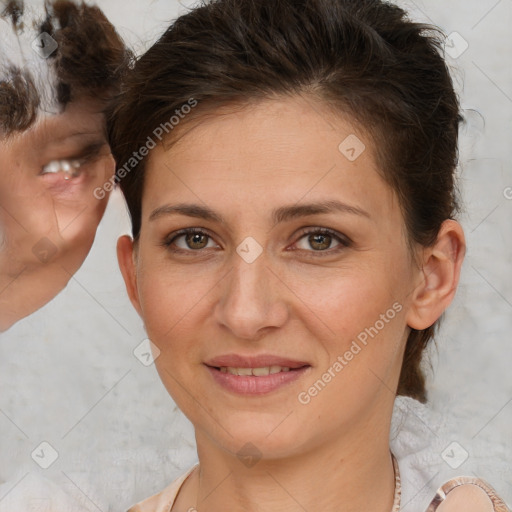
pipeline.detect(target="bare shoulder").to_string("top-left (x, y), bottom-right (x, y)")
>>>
top-left (426, 477), bottom-right (510, 512)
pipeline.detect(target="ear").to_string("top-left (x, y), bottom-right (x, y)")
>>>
top-left (117, 235), bottom-right (143, 317)
top-left (406, 220), bottom-right (466, 330)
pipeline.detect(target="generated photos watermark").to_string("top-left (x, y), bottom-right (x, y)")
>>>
top-left (93, 98), bottom-right (198, 200)
top-left (298, 301), bottom-right (403, 405)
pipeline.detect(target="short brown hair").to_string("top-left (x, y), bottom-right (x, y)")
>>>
top-left (108, 0), bottom-right (463, 403)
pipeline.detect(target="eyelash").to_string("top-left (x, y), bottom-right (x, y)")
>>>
top-left (162, 227), bottom-right (351, 257)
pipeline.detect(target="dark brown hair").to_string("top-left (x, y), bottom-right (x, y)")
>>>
top-left (0, 0), bottom-right (130, 134)
top-left (108, 0), bottom-right (463, 403)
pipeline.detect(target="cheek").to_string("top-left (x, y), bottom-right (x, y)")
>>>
top-left (285, 257), bottom-right (407, 342)
top-left (138, 269), bottom-right (209, 409)
top-left (285, 259), bottom-right (409, 405)
top-left (136, 264), bottom-right (201, 349)
top-left (291, 274), bottom-right (407, 428)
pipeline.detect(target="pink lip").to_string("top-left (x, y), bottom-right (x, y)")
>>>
top-left (204, 353), bottom-right (311, 396)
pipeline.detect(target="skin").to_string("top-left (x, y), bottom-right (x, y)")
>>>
top-left (0, 96), bottom-right (114, 331)
top-left (118, 95), bottom-right (466, 512)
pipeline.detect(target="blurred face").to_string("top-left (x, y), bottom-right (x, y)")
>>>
top-left (0, 0), bottom-right (123, 331)
top-left (0, 97), bottom-right (114, 330)
top-left (122, 96), bottom-right (421, 459)
top-left (0, 97), bottom-right (112, 241)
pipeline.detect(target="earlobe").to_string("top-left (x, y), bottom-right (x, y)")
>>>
top-left (117, 235), bottom-right (143, 317)
top-left (406, 220), bottom-right (466, 330)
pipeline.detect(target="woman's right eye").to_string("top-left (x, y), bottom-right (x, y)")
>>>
top-left (163, 228), bottom-right (218, 253)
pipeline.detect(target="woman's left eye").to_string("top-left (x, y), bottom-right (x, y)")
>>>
top-left (163, 227), bottom-right (350, 256)
top-left (293, 228), bottom-right (351, 254)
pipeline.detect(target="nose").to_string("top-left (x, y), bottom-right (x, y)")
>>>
top-left (213, 246), bottom-right (289, 341)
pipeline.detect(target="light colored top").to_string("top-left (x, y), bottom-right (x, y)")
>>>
top-left (127, 462), bottom-right (511, 512)
top-left (126, 396), bottom-right (511, 512)
top-left (127, 464), bottom-right (198, 512)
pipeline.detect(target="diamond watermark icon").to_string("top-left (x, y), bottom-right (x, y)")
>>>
top-left (31, 32), bottom-right (58, 59)
top-left (444, 32), bottom-right (469, 59)
top-left (441, 441), bottom-right (469, 469)
top-left (134, 338), bottom-right (161, 366)
top-left (236, 236), bottom-right (263, 264)
top-left (237, 442), bottom-right (262, 468)
top-left (338, 134), bottom-right (366, 162)
top-left (32, 237), bottom-right (58, 264)
top-left (31, 441), bottom-right (59, 469)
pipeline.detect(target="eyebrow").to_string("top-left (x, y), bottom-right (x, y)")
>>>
top-left (149, 200), bottom-right (371, 225)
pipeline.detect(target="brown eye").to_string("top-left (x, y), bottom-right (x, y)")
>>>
top-left (184, 232), bottom-right (209, 250)
top-left (163, 228), bottom-right (218, 253)
top-left (294, 228), bottom-right (350, 254)
top-left (308, 233), bottom-right (332, 251)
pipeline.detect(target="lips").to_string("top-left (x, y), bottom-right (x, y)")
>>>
top-left (204, 354), bottom-right (311, 395)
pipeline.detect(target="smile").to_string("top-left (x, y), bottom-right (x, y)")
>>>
top-left (218, 366), bottom-right (291, 376)
top-left (205, 363), bottom-right (311, 395)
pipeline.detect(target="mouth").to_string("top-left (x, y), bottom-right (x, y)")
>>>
top-left (209, 365), bottom-right (308, 376)
top-left (204, 354), bottom-right (311, 395)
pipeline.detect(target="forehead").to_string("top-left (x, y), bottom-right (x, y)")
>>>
top-left (0, 1), bottom-right (63, 133)
top-left (144, 97), bottom-right (398, 221)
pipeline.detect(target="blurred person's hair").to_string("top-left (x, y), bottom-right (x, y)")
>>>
top-left (0, 0), bottom-right (131, 135)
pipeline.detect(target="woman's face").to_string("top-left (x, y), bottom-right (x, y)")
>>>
top-left (122, 96), bottom-right (424, 459)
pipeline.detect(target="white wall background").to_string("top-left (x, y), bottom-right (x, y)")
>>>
top-left (0, 0), bottom-right (511, 510)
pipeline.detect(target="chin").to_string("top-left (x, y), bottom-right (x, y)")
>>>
top-left (199, 410), bottom-right (308, 459)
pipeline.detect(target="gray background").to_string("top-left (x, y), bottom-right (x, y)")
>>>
top-left (0, 0), bottom-right (511, 510)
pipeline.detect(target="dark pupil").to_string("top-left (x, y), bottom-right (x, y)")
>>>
top-left (186, 233), bottom-right (208, 249)
top-left (310, 233), bottom-right (331, 250)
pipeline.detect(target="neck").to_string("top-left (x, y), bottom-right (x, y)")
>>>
top-left (180, 413), bottom-right (397, 512)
